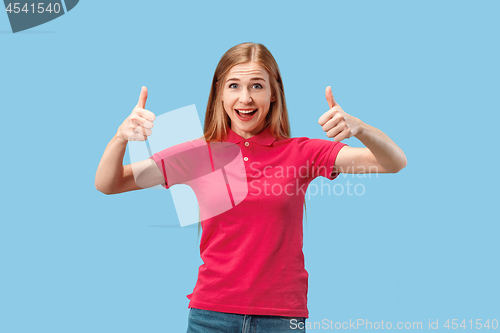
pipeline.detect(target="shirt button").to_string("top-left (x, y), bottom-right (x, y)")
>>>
top-left (244, 157), bottom-right (249, 161)
top-left (244, 142), bottom-right (249, 146)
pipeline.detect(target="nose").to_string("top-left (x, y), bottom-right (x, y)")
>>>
top-left (238, 88), bottom-right (252, 104)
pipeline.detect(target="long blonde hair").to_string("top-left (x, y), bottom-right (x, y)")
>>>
top-left (197, 42), bottom-right (306, 238)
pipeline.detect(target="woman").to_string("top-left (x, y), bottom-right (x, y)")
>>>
top-left (95, 42), bottom-right (407, 332)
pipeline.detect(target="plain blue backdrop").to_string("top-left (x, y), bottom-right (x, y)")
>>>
top-left (1, 1), bottom-right (498, 332)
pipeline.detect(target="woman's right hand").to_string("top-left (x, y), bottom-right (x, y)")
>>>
top-left (117, 86), bottom-right (156, 142)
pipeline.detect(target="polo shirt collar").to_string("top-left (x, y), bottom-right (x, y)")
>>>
top-left (226, 126), bottom-right (277, 146)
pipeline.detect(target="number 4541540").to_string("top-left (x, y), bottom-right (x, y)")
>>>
top-left (5, 3), bottom-right (62, 14)
top-left (444, 319), bottom-right (498, 329)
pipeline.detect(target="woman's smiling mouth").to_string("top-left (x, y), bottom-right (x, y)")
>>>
top-left (235, 108), bottom-right (258, 121)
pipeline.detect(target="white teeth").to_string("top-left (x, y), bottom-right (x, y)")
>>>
top-left (236, 109), bottom-right (257, 114)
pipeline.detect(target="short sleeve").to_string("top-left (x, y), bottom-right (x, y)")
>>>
top-left (149, 139), bottom-right (212, 189)
top-left (149, 155), bottom-right (169, 189)
top-left (295, 138), bottom-right (347, 180)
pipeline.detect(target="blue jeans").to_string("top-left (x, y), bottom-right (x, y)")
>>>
top-left (186, 307), bottom-right (307, 333)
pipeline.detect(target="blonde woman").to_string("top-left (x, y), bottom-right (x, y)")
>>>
top-left (95, 42), bottom-right (407, 332)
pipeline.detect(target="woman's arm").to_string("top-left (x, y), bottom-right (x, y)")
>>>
top-left (95, 87), bottom-right (164, 194)
top-left (95, 134), bottom-right (131, 194)
top-left (319, 86), bottom-right (407, 174)
top-left (334, 124), bottom-right (407, 174)
top-left (95, 135), bottom-right (165, 194)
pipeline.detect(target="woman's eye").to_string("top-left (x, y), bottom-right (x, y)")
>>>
top-left (252, 84), bottom-right (263, 89)
top-left (229, 83), bottom-right (238, 89)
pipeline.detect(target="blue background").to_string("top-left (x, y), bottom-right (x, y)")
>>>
top-left (1, 1), bottom-right (498, 332)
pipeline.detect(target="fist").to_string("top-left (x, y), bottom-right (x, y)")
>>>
top-left (118, 86), bottom-right (156, 142)
top-left (318, 86), bottom-right (362, 142)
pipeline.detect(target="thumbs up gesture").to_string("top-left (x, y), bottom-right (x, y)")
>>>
top-left (318, 86), bottom-right (363, 142)
top-left (117, 86), bottom-right (156, 142)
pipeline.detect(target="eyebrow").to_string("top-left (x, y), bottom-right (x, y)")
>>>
top-left (226, 77), bottom-right (266, 83)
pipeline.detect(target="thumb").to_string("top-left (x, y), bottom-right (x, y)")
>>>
top-left (137, 86), bottom-right (148, 109)
top-left (325, 86), bottom-right (338, 109)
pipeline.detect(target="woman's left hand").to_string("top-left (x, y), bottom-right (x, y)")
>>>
top-left (318, 86), bottom-right (364, 142)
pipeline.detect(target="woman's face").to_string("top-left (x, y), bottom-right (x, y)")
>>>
top-left (221, 62), bottom-right (275, 139)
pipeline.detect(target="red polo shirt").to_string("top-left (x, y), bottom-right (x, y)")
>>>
top-left (150, 126), bottom-right (347, 318)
